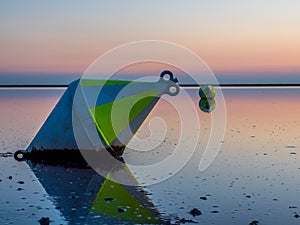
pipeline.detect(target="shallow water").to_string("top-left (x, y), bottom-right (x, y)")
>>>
top-left (0, 87), bottom-right (299, 225)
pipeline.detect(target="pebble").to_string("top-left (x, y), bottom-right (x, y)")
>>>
top-left (179, 218), bottom-right (198, 224)
top-left (38, 217), bottom-right (50, 225)
top-left (117, 208), bottom-right (125, 213)
top-left (104, 197), bottom-right (114, 203)
top-left (189, 208), bottom-right (202, 217)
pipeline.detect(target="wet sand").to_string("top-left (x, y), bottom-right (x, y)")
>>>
top-left (0, 88), bottom-right (300, 224)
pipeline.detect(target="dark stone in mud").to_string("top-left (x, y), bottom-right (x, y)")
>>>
top-left (55, 206), bottom-right (62, 210)
top-left (189, 208), bottom-right (202, 217)
top-left (17, 181), bottom-right (24, 184)
top-left (200, 196), bottom-right (207, 200)
top-left (295, 213), bottom-right (300, 218)
top-left (285, 146), bottom-right (297, 149)
top-left (8, 176), bottom-right (12, 180)
top-left (17, 188), bottom-right (24, 191)
top-left (104, 197), bottom-right (114, 203)
top-left (117, 208), bottom-right (125, 213)
top-left (249, 220), bottom-right (259, 225)
top-left (38, 217), bottom-right (50, 225)
top-left (70, 195), bottom-right (76, 199)
top-left (179, 218), bottom-right (198, 224)
top-left (211, 210), bottom-right (219, 213)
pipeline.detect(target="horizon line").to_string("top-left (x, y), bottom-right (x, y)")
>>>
top-left (1, 84), bottom-right (300, 88)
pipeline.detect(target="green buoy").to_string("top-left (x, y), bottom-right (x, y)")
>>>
top-left (198, 85), bottom-right (216, 99)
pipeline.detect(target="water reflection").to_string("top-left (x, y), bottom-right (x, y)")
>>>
top-left (1, 88), bottom-right (300, 225)
top-left (25, 159), bottom-right (160, 224)
top-left (198, 98), bottom-right (216, 113)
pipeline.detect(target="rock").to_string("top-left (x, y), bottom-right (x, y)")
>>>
top-left (179, 218), bottom-right (198, 224)
top-left (8, 176), bottom-right (12, 180)
top-left (17, 181), bottom-right (25, 184)
top-left (249, 220), bottom-right (259, 225)
top-left (189, 208), bottom-right (202, 217)
top-left (211, 210), bottom-right (219, 213)
top-left (200, 196), bottom-right (207, 200)
top-left (295, 213), bottom-right (299, 218)
top-left (117, 208), bottom-right (125, 213)
top-left (38, 217), bottom-right (50, 225)
top-left (104, 197), bottom-right (114, 203)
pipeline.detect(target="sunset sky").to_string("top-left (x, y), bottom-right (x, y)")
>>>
top-left (0, 0), bottom-right (299, 84)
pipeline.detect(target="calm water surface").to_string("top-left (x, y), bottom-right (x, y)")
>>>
top-left (0, 87), bottom-right (299, 225)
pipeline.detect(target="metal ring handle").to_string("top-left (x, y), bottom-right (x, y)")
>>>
top-left (160, 70), bottom-right (178, 83)
top-left (167, 84), bottom-right (180, 96)
top-left (14, 150), bottom-right (27, 161)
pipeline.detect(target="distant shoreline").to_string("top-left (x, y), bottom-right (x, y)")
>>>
top-left (1, 84), bottom-right (300, 88)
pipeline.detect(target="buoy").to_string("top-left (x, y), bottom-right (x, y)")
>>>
top-left (14, 71), bottom-right (179, 161)
top-left (198, 85), bottom-right (216, 99)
